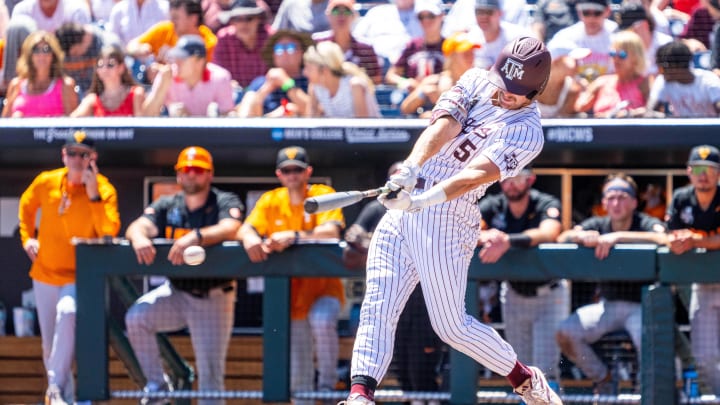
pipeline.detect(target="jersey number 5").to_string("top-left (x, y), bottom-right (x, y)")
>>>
top-left (453, 139), bottom-right (477, 162)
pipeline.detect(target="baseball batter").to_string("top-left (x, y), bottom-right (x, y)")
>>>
top-left (341, 37), bottom-right (561, 405)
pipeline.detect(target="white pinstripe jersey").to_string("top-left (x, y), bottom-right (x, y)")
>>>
top-left (423, 68), bottom-right (545, 205)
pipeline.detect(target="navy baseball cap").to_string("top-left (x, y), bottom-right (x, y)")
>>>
top-left (277, 146), bottom-right (309, 169)
top-left (167, 35), bottom-right (207, 60)
top-left (688, 145), bottom-right (720, 167)
top-left (64, 130), bottom-right (95, 150)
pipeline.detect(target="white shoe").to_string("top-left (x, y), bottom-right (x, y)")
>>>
top-left (45, 384), bottom-right (68, 405)
top-left (338, 392), bottom-right (375, 405)
top-left (514, 366), bottom-right (563, 405)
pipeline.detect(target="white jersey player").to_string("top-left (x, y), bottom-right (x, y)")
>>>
top-left (340, 37), bottom-right (562, 405)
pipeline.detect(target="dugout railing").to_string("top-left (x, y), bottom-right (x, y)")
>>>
top-left (75, 241), bottom-right (714, 405)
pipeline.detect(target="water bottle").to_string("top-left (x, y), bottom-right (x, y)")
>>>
top-left (683, 368), bottom-right (699, 398)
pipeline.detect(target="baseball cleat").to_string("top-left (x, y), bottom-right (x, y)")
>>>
top-left (514, 366), bottom-right (563, 405)
top-left (337, 392), bottom-right (375, 405)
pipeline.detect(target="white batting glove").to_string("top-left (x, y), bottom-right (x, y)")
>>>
top-left (378, 190), bottom-right (415, 211)
top-left (385, 161), bottom-right (420, 193)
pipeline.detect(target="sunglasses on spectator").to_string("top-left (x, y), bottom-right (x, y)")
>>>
top-left (475, 8), bottom-right (495, 16)
top-left (279, 166), bottom-right (306, 175)
top-left (179, 166), bottom-right (208, 175)
top-left (96, 59), bottom-right (119, 69)
top-left (691, 165), bottom-right (716, 175)
top-left (32, 44), bottom-right (52, 55)
top-left (66, 150), bottom-right (91, 159)
top-left (274, 43), bottom-right (298, 56)
top-left (417, 13), bottom-right (438, 21)
top-left (580, 9), bottom-right (603, 17)
top-left (330, 7), bottom-right (353, 16)
top-left (230, 15), bottom-right (256, 23)
top-left (609, 49), bottom-right (628, 60)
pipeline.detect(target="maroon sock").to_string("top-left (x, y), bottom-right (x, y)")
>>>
top-left (350, 383), bottom-right (375, 401)
top-left (506, 361), bottom-right (533, 388)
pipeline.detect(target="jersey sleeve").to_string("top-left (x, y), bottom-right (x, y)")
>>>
top-left (666, 189), bottom-right (685, 230)
top-left (215, 191), bottom-right (244, 221)
top-left (482, 124), bottom-right (545, 179)
top-left (579, 216), bottom-right (604, 231)
top-left (18, 172), bottom-right (46, 245)
top-left (143, 195), bottom-right (173, 230)
top-left (535, 193), bottom-right (562, 222)
top-left (245, 191), bottom-right (273, 236)
top-left (430, 69), bottom-right (479, 125)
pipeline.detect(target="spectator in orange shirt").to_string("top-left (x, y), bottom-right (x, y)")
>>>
top-left (237, 146), bottom-right (345, 405)
top-left (127, 0), bottom-right (217, 64)
top-left (18, 131), bottom-right (120, 405)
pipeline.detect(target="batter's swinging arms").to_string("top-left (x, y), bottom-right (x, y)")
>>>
top-left (341, 37), bottom-right (561, 405)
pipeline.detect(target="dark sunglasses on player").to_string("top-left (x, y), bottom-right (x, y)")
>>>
top-left (66, 150), bottom-right (91, 158)
top-left (280, 166), bottom-right (306, 174)
top-left (179, 166), bottom-right (208, 175)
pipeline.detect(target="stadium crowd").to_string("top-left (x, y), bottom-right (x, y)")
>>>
top-left (0, 0), bottom-right (718, 118)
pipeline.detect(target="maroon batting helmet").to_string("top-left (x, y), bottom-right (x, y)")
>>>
top-left (488, 36), bottom-right (551, 99)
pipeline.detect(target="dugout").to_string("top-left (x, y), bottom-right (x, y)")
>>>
top-left (0, 116), bottom-right (717, 330)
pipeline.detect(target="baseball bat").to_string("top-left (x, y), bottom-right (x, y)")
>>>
top-left (304, 187), bottom-right (390, 214)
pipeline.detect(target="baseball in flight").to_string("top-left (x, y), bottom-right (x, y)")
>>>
top-left (183, 245), bottom-right (206, 266)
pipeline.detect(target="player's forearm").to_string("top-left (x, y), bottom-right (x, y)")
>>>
top-left (198, 218), bottom-right (242, 246)
top-left (434, 157), bottom-right (501, 201)
top-left (405, 116), bottom-right (461, 167)
top-left (126, 218), bottom-right (158, 241)
top-left (692, 233), bottom-right (720, 250)
top-left (304, 222), bottom-right (342, 239)
top-left (610, 231), bottom-right (668, 245)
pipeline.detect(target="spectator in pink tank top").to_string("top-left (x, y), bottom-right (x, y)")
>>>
top-left (575, 30), bottom-right (651, 118)
top-left (71, 45), bottom-right (146, 117)
top-left (2, 31), bottom-right (78, 118)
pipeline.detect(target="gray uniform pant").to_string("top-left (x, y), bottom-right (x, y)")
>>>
top-left (556, 299), bottom-right (641, 382)
top-left (125, 281), bottom-right (236, 405)
top-left (34, 280), bottom-right (76, 404)
top-left (291, 296), bottom-right (341, 405)
top-left (501, 280), bottom-right (570, 380)
top-left (690, 283), bottom-right (720, 395)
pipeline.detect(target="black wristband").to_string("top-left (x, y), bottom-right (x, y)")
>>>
top-left (508, 233), bottom-right (532, 248)
top-left (294, 231), bottom-right (300, 244)
top-left (195, 228), bottom-right (203, 245)
top-left (89, 195), bottom-right (102, 202)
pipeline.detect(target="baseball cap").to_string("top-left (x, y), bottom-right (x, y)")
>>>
top-left (475, 0), bottom-right (501, 10)
top-left (442, 32), bottom-right (481, 56)
top-left (577, 0), bottom-right (608, 11)
top-left (688, 145), bottom-right (720, 167)
top-left (218, 0), bottom-right (265, 23)
top-left (64, 130), bottom-right (95, 150)
top-left (616, 3), bottom-right (649, 30)
top-left (327, 0), bottom-right (355, 12)
top-left (277, 146), bottom-right (309, 169)
top-left (415, 0), bottom-right (443, 16)
top-left (166, 35), bottom-right (207, 60)
top-left (175, 146), bottom-right (214, 171)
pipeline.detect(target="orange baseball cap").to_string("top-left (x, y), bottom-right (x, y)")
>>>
top-left (442, 32), bottom-right (481, 56)
top-left (175, 146), bottom-right (214, 171)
